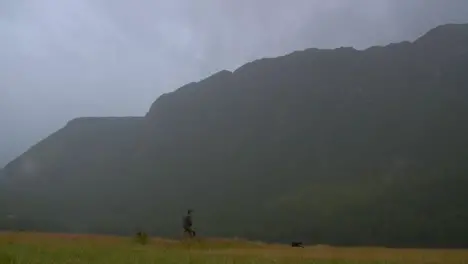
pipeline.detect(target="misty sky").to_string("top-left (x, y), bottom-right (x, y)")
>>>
top-left (1, 0), bottom-right (468, 166)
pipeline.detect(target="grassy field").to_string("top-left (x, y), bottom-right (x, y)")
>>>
top-left (1, 232), bottom-right (467, 263)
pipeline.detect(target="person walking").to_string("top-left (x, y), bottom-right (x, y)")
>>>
top-left (183, 209), bottom-right (196, 238)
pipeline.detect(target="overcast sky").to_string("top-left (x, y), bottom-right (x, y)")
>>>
top-left (1, 0), bottom-right (468, 165)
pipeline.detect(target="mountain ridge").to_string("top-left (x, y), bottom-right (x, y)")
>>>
top-left (146, 23), bottom-right (468, 120)
top-left (2, 23), bottom-right (468, 247)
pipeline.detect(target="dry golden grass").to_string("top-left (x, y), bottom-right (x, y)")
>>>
top-left (0, 232), bottom-right (467, 263)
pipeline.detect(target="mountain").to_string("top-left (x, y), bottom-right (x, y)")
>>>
top-left (0, 137), bottom-right (30, 168)
top-left (2, 23), bottom-right (468, 247)
top-left (0, 150), bottom-right (12, 168)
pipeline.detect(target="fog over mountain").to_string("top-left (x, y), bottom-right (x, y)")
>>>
top-left (1, 22), bottom-right (468, 247)
top-left (1, 0), bottom-right (468, 167)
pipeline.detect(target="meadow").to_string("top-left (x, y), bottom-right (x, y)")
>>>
top-left (1, 232), bottom-right (468, 264)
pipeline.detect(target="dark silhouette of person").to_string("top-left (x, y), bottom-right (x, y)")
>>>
top-left (183, 209), bottom-right (196, 237)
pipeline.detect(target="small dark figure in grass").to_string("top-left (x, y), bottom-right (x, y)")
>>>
top-left (135, 231), bottom-right (149, 245)
top-left (291, 241), bottom-right (304, 248)
top-left (183, 209), bottom-right (196, 238)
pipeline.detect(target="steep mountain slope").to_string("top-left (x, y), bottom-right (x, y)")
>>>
top-left (2, 24), bottom-right (468, 247)
top-left (0, 150), bottom-right (13, 168)
top-left (1, 117), bottom-right (144, 233)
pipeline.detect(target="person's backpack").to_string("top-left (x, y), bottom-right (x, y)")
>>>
top-left (183, 215), bottom-right (192, 228)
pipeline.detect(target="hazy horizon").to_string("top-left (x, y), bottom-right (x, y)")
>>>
top-left (2, 0), bottom-right (468, 166)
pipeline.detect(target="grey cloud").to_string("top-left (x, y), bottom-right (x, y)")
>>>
top-left (1, 0), bottom-right (468, 166)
